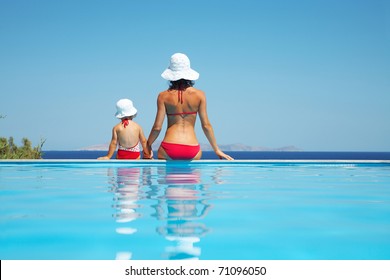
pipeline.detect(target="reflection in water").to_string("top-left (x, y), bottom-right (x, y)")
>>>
top-left (151, 164), bottom-right (213, 260)
top-left (106, 164), bottom-right (220, 260)
top-left (108, 167), bottom-right (143, 260)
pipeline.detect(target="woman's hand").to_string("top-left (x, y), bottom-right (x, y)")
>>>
top-left (216, 150), bottom-right (234, 160)
top-left (143, 150), bottom-right (154, 159)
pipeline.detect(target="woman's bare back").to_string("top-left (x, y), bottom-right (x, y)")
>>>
top-left (161, 87), bottom-right (202, 145)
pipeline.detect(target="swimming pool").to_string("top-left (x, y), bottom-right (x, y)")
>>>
top-left (1, 160), bottom-right (389, 260)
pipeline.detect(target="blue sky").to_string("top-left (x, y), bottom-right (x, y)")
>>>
top-left (1, 0), bottom-right (389, 151)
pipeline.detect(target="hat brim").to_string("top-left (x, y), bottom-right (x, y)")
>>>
top-left (115, 108), bottom-right (137, 119)
top-left (161, 68), bottom-right (199, 81)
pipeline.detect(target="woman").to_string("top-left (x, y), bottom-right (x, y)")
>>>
top-left (145, 53), bottom-right (233, 160)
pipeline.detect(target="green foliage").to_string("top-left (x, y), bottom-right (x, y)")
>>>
top-left (0, 137), bottom-right (46, 159)
top-left (1, 114), bottom-right (46, 159)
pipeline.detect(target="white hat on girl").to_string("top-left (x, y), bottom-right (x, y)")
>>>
top-left (161, 53), bottom-right (200, 81)
top-left (115, 99), bottom-right (137, 118)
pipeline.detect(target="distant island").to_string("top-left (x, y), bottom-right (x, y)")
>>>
top-left (79, 142), bottom-right (302, 152)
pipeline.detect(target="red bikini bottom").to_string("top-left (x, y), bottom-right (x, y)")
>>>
top-left (160, 141), bottom-right (201, 160)
top-left (116, 149), bottom-right (141, 159)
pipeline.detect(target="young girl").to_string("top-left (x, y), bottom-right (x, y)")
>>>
top-left (98, 99), bottom-right (151, 160)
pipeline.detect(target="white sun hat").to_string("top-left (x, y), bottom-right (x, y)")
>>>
top-left (115, 99), bottom-right (137, 118)
top-left (161, 53), bottom-right (200, 81)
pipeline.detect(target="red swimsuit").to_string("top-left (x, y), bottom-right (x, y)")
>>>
top-left (161, 141), bottom-right (200, 160)
top-left (116, 143), bottom-right (140, 159)
top-left (116, 119), bottom-right (141, 160)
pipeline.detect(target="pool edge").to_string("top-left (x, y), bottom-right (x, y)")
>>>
top-left (1, 159), bottom-right (390, 164)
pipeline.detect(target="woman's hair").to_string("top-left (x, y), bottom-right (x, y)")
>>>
top-left (169, 79), bottom-right (195, 90)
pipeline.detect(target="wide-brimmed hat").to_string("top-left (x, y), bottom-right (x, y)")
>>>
top-left (161, 53), bottom-right (199, 81)
top-left (115, 99), bottom-right (137, 118)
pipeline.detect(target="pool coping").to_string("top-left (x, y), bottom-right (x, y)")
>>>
top-left (1, 159), bottom-right (390, 164)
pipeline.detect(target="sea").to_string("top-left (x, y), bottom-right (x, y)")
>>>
top-left (42, 151), bottom-right (390, 160)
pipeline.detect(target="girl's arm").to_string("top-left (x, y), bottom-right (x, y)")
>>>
top-left (97, 127), bottom-right (118, 160)
top-left (139, 126), bottom-right (152, 159)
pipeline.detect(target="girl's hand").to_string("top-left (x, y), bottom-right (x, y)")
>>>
top-left (97, 156), bottom-right (110, 160)
top-left (143, 150), bottom-right (154, 159)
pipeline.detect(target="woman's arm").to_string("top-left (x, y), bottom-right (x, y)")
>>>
top-left (146, 93), bottom-right (166, 151)
top-left (198, 91), bottom-right (234, 160)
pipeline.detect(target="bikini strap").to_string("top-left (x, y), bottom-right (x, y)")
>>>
top-left (167, 111), bottom-right (197, 116)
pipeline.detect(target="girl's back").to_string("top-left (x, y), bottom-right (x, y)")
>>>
top-left (116, 120), bottom-right (140, 149)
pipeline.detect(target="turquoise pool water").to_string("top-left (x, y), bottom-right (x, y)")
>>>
top-left (1, 160), bottom-right (390, 260)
